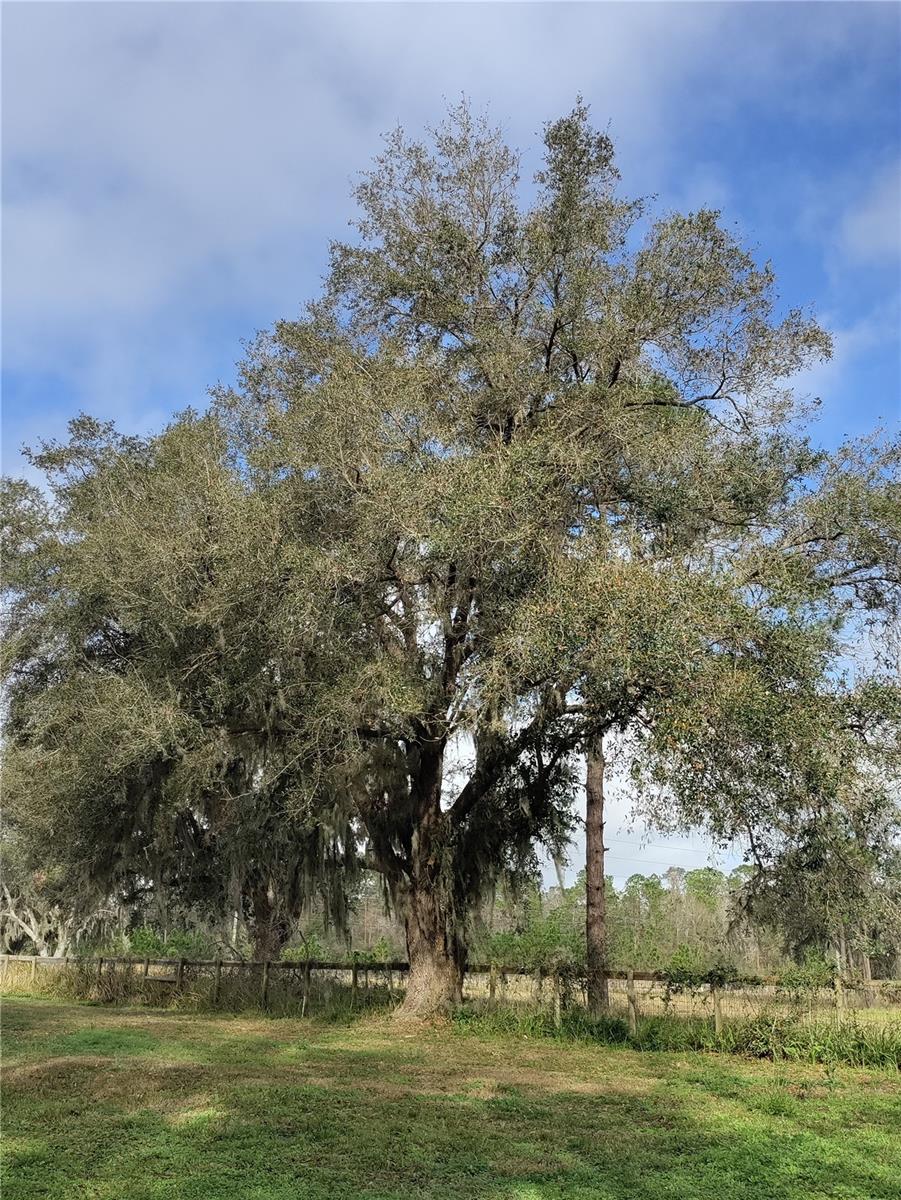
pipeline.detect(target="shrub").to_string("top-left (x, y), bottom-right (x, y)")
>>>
top-left (659, 948), bottom-right (739, 1006)
top-left (281, 933), bottom-right (327, 962)
top-left (777, 953), bottom-right (836, 1002)
top-left (354, 935), bottom-right (402, 964)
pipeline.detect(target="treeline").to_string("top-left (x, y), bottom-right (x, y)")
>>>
top-left (473, 868), bottom-right (901, 981)
top-left (7, 859), bottom-right (899, 987)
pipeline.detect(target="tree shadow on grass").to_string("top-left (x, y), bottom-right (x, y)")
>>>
top-left (6, 1047), bottom-right (900, 1200)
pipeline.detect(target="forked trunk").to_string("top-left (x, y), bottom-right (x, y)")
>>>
top-left (586, 732), bottom-right (609, 1017)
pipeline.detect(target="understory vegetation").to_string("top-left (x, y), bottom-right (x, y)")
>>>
top-left (7, 865), bottom-right (900, 991)
top-left (5, 960), bottom-right (900, 1069)
top-left (454, 1008), bottom-right (901, 1071)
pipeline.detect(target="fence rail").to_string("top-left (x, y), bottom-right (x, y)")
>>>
top-left (0, 953), bottom-right (666, 980)
top-left (3, 953), bottom-right (898, 1027)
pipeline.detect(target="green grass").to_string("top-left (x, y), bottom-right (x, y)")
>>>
top-left (3, 998), bottom-right (900, 1199)
top-left (452, 1006), bottom-right (901, 1068)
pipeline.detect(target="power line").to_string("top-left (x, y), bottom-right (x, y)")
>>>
top-left (606, 855), bottom-right (708, 871)
top-left (604, 851), bottom-right (743, 872)
top-left (607, 837), bottom-right (729, 857)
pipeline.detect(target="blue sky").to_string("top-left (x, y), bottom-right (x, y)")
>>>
top-left (3, 1), bottom-right (899, 884)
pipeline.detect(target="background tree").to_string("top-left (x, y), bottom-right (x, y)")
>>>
top-left (1, 421), bottom-right (357, 964)
top-left (734, 686), bottom-right (901, 979)
top-left (0, 830), bottom-right (117, 958)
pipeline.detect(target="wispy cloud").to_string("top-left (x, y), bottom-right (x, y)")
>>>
top-left (788, 296), bottom-right (900, 438)
top-left (3, 3), bottom-right (898, 470)
top-left (840, 160), bottom-right (901, 264)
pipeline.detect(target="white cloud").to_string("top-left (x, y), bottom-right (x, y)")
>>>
top-left (2, 2), bottom-right (897, 472)
top-left (789, 297), bottom-right (900, 417)
top-left (841, 161), bottom-right (901, 264)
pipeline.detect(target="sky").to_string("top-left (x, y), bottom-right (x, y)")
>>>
top-left (3, 1), bottom-right (900, 886)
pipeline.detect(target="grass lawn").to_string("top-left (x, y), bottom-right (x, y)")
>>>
top-left (2, 997), bottom-right (900, 1199)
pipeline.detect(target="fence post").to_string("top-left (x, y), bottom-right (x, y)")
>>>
top-left (387, 967), bottom-right (393, 1000)
top-left (96, 956), bottom-right (103, 990)
top-left (351, 956), bottom-right (359, 1007)
top-left (176, 957), bottom-right (185, 992)
top-left (31, 956), bottom-right (38, 986)
top-left (627, 969), bottom-right (638, 1035)
top-left (213, 958), bottom-right (222, 1006)
top-left (302, 960), bottom-right (311, 1016)
top-left (261, 961), bottom-right (271, 1007)
top-left (489, 962), bottom-right (497, 1004)
top-left (364, 966), bottom-right (370, 1003)
top-left (833, 946), bottom-right (845, 1010)
top-left (553, 971), bottom-right (562, 1029)
top-left (534, 967), bottom-right (543, 1005)
top-left (862, 955), bottom-right (875, 1008)
top-left (712, 983), bottom-right (723, 1036)
top-left (1, 954), bottom-right (7, 983)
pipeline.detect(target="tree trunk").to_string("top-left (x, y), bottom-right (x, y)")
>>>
top-left (249, 885), bottom-right (291, 962)
top-left (585, 732), bottom-right (609, 1016)
top-left (552, 853), bottom-right (567, 894)
top-left (861, 950), bottom-right (874, 1006)
top-left (55, 927), bottom-right (71, 960)
top-left (399, 883), bottom-right (463, 1018)
top-left (838, 925), bottom-right (848, 974)
top-left (394, 743), bottom-right (464, 1019)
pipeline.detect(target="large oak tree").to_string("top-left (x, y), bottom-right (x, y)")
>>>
top-left (3, 103), bottom-right (898, 1016)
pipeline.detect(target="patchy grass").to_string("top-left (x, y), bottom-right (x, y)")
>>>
top-left (2, 998), bottom-right (900, 1199)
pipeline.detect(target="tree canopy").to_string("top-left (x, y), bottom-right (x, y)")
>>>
top-left (3, 102), bottom-right (899, 1015)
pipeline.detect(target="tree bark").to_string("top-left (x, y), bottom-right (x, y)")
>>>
top-left (552, 853), bottom-right (567, 894)
top-left (249, 884), bottom-right (291, 962)
top-left (394, 743), bottom-right (464, 1019)
top-left (585, 732), bottom-right (609, 1016)
top-left (838, 925), bottom-right (848, 974)
top-left (861, 950), bottom-right (874, 1006)
top-left (399, 883), bottom-right (464, 1017)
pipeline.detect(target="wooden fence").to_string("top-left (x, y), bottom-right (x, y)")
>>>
top-left (2, 953), bottom-right (896, 1029)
